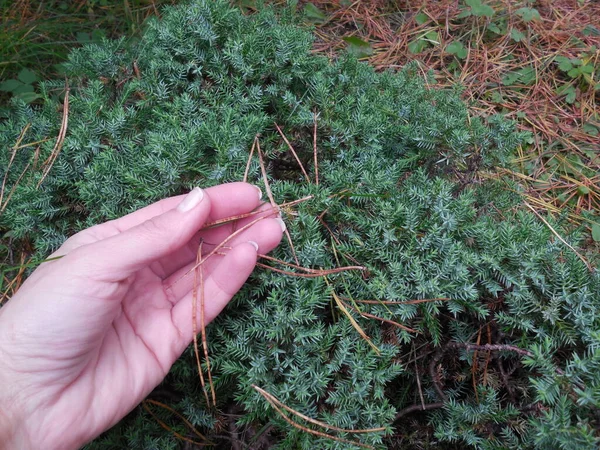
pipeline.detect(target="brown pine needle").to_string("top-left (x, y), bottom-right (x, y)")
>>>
top-left (38, 86), bottom-right (69, 188)
top-left (274, 123), bottom-right (310, 183)
top-left (167, 215), bottom-right (269, 288)
top-left (313, 110), bottom-right (319, 185)
top-left (255, 135), bottom-right (300, 265)
top-left (258, 253), bottom-right (365, 274)
top-left (198, 243), bottom-right (216, 407)
top-left (524, 202), bottom-right (593, 271)
top-left (243, 137), bottom-right (256, 183)
top-left (142, 399), bottom-right (213, 446)
top-left (253, 385), bottom-right (385, 434)
top-left (0, 160), bottom-right (31, 214)
top-left (342, 299), bottom-right (419, 334)
top-left (0, 123), bottom-right (30, 208)
top-left (327, 282), bottom-right (381, 355)
top-left (192, 244), bottom-right (210, 407)
top-left (350, 297), bottom-right (450, 305)
top-left (202, 195), bottom-right (313, 229)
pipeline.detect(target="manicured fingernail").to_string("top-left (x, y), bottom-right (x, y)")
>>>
top-left (254, 185), bottom-right (263, 200)
top-left (248, 241), bottom-right (259, 251)
top-left (177, 187), bottom-right (204, 212)
top-left (276, 218), bottom-right (286, 232)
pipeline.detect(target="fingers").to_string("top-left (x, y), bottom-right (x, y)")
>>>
top-left (152, 202), bottom-right (282, 279)
top-left (66, 188), bottom-right (212, 281)
top-left (163, 217), bottom-right (285, 301)
top-left (168, 242), bottom-right (261, 357)
top-left (55, 183), bottom-right (263, 255)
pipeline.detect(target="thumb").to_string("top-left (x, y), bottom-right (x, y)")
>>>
top-left (71, 188), bottom-right (210, 281)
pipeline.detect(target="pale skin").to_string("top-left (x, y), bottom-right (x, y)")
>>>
top-left (0, 182), bottom-right (284, 449)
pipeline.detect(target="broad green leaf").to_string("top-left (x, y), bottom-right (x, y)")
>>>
top-left (343, 36), bottom-right (373, 58)
top-left (0, 79), bottom-right (22, 92)
top-left (583, 25), bottom-right (600, 36)
top-left (555, 56), bottom-right (573, 72)
top-left (17, 68), bottom-right (38, 84)
top-left (457, 9), bottom-right (472, 19)
top-left (304, 3), bottom-right (327, 24)
top-left (592, 224), bottom-right (600, 242)
top-left (16, 91), bottom-right (41, 103)
top-left (577, 185), bottom-right (590, 196)
top-left (583, 123), bottom-right (599, 136)
top-left (510, 28), bottom-right (526, 42)
top-left (447, 41), bottom-right (467, 59)
top-left (12, 84), bottom-right (35, 95)
top-left (567, 67), bottom-right (581, 78)
top-left (579, 64), bottom-right (594, 74)
top-left (408, 38), bottom-right (428, 54)
top-left (488, 22), bottom-right (502, 34)
top-left (515, 7), bottom-right (541, 22)
top-left (423, 30), bottom-right (440, 44)
top-left (465, 0), bottom-right (495, 17)
top-left (415, 12), bottom-right (429, 25)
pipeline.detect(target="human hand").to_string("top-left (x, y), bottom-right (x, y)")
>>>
top-left (0, 183), bottom-right (284, 449)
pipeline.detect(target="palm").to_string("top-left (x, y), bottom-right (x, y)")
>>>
top-left (0, 183), bottom-right (283, 449)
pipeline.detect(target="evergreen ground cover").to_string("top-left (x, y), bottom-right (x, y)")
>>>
top-left (1, 0), bottom-right (599, 448)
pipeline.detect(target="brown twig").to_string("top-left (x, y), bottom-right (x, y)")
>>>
top-left (143, 399), bottom-right (214, 446)
top-left (38, 85), bottom-right (69, 188)
top-left (255, 136), bottom-right (300, 265)
top-left (192, 243), bottom-right (210, 407)
top-left (274, 123), bottom-right (310, 183)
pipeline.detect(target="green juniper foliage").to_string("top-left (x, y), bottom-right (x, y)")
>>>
top-left (1, 1), bottom-right (598, 448)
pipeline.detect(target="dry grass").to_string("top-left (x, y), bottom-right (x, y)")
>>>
top-left (302, 0), bottom-right (600, 233)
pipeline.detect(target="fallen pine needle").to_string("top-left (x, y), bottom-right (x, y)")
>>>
top-left (524, 202), bottom-right (593, 271)
top-left (142, 399), bottom-right (214, 446)
top-left (192, 243), bottom-right (210, 407)
top-left (253, 385), bottom-right (382, 449)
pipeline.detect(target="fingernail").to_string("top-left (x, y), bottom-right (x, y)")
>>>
top-left (254, 185), bottom-right (262, 200)
top-left (177, 187), bottom-right (204, 212)
top-left (276, 218), bottom-right (286, 232)
top-left (248, 241), bottom-right (259, 251)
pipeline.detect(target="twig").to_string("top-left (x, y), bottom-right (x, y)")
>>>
top-left (0, 123), bottom-right (30, 208)
top-left (274, 123), bottom-right (310, 183)
top-left (313, 111), bottom-right (319, 185)
top-left (524, 201), bottom-right (593, 272)
top-left (394, 402), bottom-right (444, 421)
top-left (255, 136), bottom-right (300, 265)
top-left (243, 138), bottom-right (256, 183)
top-left (143, 399), bottom-right (214, 446)
top-left (38, 85), bottom-right (69, 188)
top-left (192, 243), bottom-right (210, 407)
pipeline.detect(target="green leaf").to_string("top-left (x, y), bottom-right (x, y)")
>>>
top-left (555, 56), bottom-right (573, 72)
top-left (583, 122), bottom-right (599, 136)
top-left (465, 0), bottom-right (495, 17)
top-left (415, 12), bottom-right (429, 25)
top-left (515, 7), bottom-right (541, 22)
top-left (17, 68), bottom-right (38, 84)
top-left (446, 41), bottom-right (468, 59)
top-left (423, 30), bottom-right (440, 45)
top-left (583, 25), bottom-right (600, 36)
top-left (456, 8), bottom-right (472, 19)
top-left (343, 36), bottom-right (373, 58)
top-left (488, 22), bottom-right (502, 34)
top-left (408, 38), bottom-right (428, 54)
top-left (12, 84), bottom-right (34, 95)
top-left (510, 28), bottom-right (526, 42)
top-left (0, 79), bottom-right (23, 92)
top-left (567, 67), bottom-right (581, 78)
top-left (577, 185), bottom-right (590, 196)
top-left (16, 91), bottom-right (41, 103)
top-left (592, 224), bottom-right (600, 242)
top-left (579, 64), bottom-right (594, 74)
top-left (303, 3), bottom-right (327, 24)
